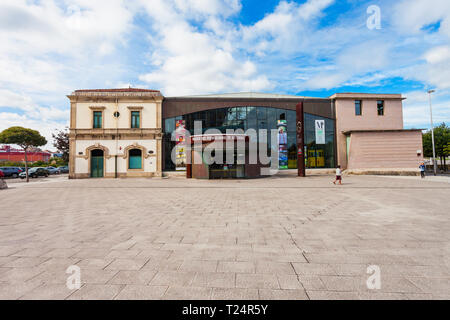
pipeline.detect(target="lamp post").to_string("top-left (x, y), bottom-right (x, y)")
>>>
top-left (427, 89), bottom-right (437, 176)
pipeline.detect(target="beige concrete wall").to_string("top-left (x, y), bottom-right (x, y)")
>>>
top-left (74, 139), bottom-right (158, 177)
top-left (347, 131), bottom-right (423, 170)
top-left (69, 93), bottom-right (163, 178)
top-left (335, 98), bottom-right (404, 168)
top-left (75, 100), bottom-right (158, 129)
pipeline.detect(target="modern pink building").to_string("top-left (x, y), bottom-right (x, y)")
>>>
top-left (331, 93), bottom-right (423, 173)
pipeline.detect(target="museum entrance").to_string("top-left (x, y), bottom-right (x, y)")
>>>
top-left (187, 134), bottom-right (264, 179)
top-left (208, 149), bottom-right (245, 179)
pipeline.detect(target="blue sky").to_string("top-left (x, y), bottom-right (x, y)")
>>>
top-left (0, 0), bottom-right (449, 149)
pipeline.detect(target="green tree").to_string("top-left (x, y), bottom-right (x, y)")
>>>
top-left (52, 128), bottom-right (69, 162)
top-left (444, 141), bottom-right (450, 156)
top-left (0, 127), bottom-right (47, 182)
top-left (422, 122), bottom-right (450, 170)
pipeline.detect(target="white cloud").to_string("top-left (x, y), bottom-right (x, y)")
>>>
top-left (242, 0), bottom-right (335, 56)
top-left (402, 89), bottom-right (450, 128)
top-left (424, 46), bottom-right (450, 64)
top-left (0, 89), bottom-right (68, 148)
top-left (392, 0), bottom-right (450, 37)
top-left (0, 0), bottom-right (134, 56)
top-left (138, 0), bottom-right (271, 95)
top-left (0, 0), bottom-right (136, 149)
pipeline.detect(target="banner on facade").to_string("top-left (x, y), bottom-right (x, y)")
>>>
top-left (175, 120), bottom-right (187, 171)
top-left (315, 120), bottom-right (325, 145)
top-left (277, 120), bottom-right (288, 169)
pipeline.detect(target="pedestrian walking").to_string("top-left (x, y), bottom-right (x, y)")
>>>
top-left (419, 162), bottom-right (426, 178)
top-left (333, 165), bottom-right (342, 185)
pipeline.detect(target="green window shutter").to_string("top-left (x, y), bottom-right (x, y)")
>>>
top-left (129, 156), bottom-right (141, 169)
top-left (93, 111), bottom-right (102, 128)
top-left (129, 149), bottom-right (142, 169)
top-left (131, 111), bottom-right (140, 128)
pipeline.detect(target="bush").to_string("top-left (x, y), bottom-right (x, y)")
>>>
top-left (0, 159), bottom-right (68, 168)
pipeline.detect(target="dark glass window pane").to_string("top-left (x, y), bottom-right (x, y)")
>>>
top-left (247, 117), bottom-right (257, 130)
top-left (257, 107), bottom-right (266, 119)
top-left (377, 100), bottom-right (384, 116)
top-left (216, 108), bottom-right (226, 126)
top-left (247, 107), bottom-right (257, 121)
top-left (287, 110), bottom-right (296, 132)
top-left (267, 108), bottom-right (277, 130)
top-left (303, 113), bottom-right (335, 169)
top-left (355, 100), bottom-right (362, 116)
top-left (164, 118), bottom-right (175, 134)
top-left (207, 110), bottom-right (216, 127)
top-left (131, 111), bottom-right (140, 128)
top-left (184, 114), bottom-right (193, 131)
top-left (258, 119), bottom-right (267, 130)
top-left (93, 111), bottom-right (102, 128)
top-left (287, 132), bottom-right (297, 169)
top-left (227, 108), bottom-right (237, 121)
top-left (236, 107), bottom-right (247, 120)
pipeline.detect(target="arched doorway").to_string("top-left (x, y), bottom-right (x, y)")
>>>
top-left (129, 149), bottom-right (142, 169)
top-left (90, 149), bottom-right (104, 178)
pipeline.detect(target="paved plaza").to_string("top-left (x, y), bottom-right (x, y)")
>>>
top-left (0, 173), bottom-right (449, 300)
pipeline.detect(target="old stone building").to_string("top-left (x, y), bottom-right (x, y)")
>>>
top-left (68, 89), bottom-right (163, 178)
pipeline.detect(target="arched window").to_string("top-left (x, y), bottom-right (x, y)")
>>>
top-left (129, 149), bottom-right (142, 169)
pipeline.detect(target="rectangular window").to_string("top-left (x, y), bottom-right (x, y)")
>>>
top-left (93, 111), bottom-right (102, 128)
top-left (377, 100), bottom-right (384, 116)
top-left (131, 111), bottom-right (140, 128)
top-left (355, 100), bottom-right (362, 116)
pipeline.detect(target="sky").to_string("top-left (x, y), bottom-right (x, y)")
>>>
top-left (0, 0), bottom-right (449, 150)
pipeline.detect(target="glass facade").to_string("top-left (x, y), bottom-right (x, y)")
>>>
top-left (163, 106), bottom-right (335, 171)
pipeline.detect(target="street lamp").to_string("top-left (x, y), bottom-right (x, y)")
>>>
top-left (427, 89), bottom-right (437, 176)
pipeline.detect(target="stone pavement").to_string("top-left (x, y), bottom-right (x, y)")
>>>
top-left (0, 174), bottom-right (449, 300)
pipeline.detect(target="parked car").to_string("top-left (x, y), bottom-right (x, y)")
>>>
top-left (19, 167), bottom-right (49, 179)
top-left (57, 166), bottom-right (69, 173)
top-left (0, 167), bottom-right (22, 178)
top-left (46, 166), bottom-right (61, 175)
top-left (0, 169), bottom-right (4, 178)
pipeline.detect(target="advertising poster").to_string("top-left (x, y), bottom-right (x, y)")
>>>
top-left (315, 120), bottom-right (325, 145)
top-left (175, 120), bottom-right (186, 171)
top-left (277, 120), bottom-right (288, 169)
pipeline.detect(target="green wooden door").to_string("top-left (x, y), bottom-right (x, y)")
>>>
top-left (91, 156), bottom-right (104, 178)
top-left (129, 156), bottom-right (141, 169)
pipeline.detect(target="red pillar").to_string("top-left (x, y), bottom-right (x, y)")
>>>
top-left (296, 102), bottom-right (305, 177)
